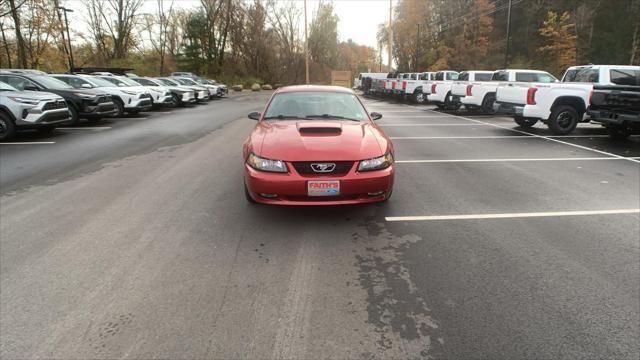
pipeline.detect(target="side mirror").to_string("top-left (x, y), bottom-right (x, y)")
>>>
top-left (81, 83), bottom-right (92, 89)
top-left (248, 111), bottom-right (261, 121)
top-left (118, 83), bottom-right (125, 87)
top-left (370, 112), bottom-right (382, 121)
top-left (24, 85), bottom-right (39, 91)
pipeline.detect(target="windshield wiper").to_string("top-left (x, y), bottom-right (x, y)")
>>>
top-left (305, 114), bottom-right (360, 121)
top-left (263, 115), bottom-right (303, 120)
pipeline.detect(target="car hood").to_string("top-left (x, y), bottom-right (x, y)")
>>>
top-left (48, 88), bottom-right (109, 97)
top-left (255, 120), bottom-right (386, 161)
top-left (2, 90), bottom-right (63, 101)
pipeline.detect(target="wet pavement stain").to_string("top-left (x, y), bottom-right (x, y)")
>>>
top-left (354, 216), bottom-right (441, 358)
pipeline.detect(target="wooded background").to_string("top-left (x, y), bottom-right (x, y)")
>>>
top-left (1, 0), bottom-right (638, 85)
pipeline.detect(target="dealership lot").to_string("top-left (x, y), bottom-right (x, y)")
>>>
top-left (1, 92), bottom-right (638, 358)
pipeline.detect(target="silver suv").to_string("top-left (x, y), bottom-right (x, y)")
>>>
top-left (0, 81), bottom-right (71, 140)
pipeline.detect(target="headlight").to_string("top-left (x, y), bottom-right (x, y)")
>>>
top-left (358, 152), bottom-right (394, 172)
top-left (121, 90), bottom-right (138, 95)
top-left (79, 94), bottom-right (98, 100)
top-left (8, 96), bottom-right (40, 105)
top-left (246, 153), bottom-right (288, 173)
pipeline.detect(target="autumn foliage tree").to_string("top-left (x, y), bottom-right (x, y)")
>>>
top-left (537, 11), bottom-right (577, 76)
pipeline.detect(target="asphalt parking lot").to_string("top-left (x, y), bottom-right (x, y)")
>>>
top-left (1, 91), bottom-right (638, 359)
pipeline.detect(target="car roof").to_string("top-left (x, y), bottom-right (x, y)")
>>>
top-left (275, 85), bottom-right (355, 94)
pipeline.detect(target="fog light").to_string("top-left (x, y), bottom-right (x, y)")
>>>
top-left (259, 193), bottom-right (278, 198)
top-left (22, 109), bottom-right (28, 119)
top-left (128, 98), bottom-right (132, 104)
top-left (367, 191), bottom-right (385, 196)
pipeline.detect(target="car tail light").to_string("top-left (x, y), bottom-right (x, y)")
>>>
top-left (392, 81), bottom-right (396, 90)
top-left (466, 84), bottom-right (473, 96)
top-left (431, 84), bottom-right (437, 94)
top-left (526, 87), bottom-right (538, 105)
top-left (402, 81), bottom-right (407, 90)
top-left (588, 89), bottom-right (593, 105)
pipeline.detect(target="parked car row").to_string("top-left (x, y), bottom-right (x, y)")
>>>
top-left (356, 64), bottom-right (640, 138)
top-left (0, 69), bottom-right (228, 141)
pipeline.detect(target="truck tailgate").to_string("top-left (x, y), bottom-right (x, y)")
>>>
top-left (451, 82), bottom-right (467, 96)
top-left (496, 82), bottom-right (530, 105)
top-left (591, 85), bottom-right (640, 111)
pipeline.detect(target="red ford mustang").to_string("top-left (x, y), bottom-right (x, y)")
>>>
top-left (243, 85), bottom-right (395, 205)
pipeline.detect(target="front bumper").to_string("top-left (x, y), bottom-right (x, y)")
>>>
top-left (125, 97), bottom-right (153, 111)
top-left (244, 164), bottom-right (394, 205)
top-left (152, 93), bottom-right (174, 105)
top-left (81, 101), bottom-right (117, 117)
top-left (196, 90), bottom-right (209, 101)
top-left (181, 92), bottom-right (196, 103)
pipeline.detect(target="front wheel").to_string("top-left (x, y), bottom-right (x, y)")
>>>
top-left (548, 105), bottom-right (579, 135)
top-left (413, 90), bottom-right (425, 104)
top-left (68, 105), bottom-right (80, 125)
top-left (0, 112), bottom-right (16, 141)
top-left (113, 99), bottom-right (125, 117)
top-left (514, 116), bottom-right (538, 128)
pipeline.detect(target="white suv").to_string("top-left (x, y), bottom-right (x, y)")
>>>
top-left (0, 81), bottom-right (71, 140)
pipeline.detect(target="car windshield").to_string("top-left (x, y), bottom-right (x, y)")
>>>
top-left (263, 91), bottom-right (369, 121)
top-left (174, 78), bottom-right (196, 85)
top-left (159, 78), bottom-right (179, 86)
top-left (116, 77), bottom-right (141, 86)
top-left (31, 75), bottom-right (73, 89)
top-left (0, 81), bottom-right (18, 91)
top-left (83, 76), bottom-right (116, 87)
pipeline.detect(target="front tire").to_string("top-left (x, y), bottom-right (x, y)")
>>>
top-left (0, 112), bottom-right (16, 141)
top-left (68, 104), bottom-right (80, 125)
top-left (113, 99), bottom-right (125, 117)
top-left (548, 105), bottom-right (579, 135)
top-left (514, 116), bottom-right (538, 128)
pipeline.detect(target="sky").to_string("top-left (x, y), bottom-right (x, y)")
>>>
top-left (60, 0), bottom-right (392, 49)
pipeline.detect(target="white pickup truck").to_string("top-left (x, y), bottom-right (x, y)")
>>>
top-left (403, 72), bottom-right (436, 103)
top-left (494, 65), bottom-right (640, 134)
top-left (450, 71), bottom-right (493, 110)
top-left (426, 71), bottom-right (460, 109)
top-left (460, 69), bottom-right (555, 114)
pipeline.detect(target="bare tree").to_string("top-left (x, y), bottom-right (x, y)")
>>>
top-left (7, 0), bottom-right (28, 68)
top-left (144, 0), bottom-right (174, 75)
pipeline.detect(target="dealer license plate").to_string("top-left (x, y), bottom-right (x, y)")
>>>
top-left (307, 180), bottom-right (340, 196)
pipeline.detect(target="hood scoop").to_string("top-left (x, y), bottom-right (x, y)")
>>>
top-left (297, 121), bottom-right (343, 135)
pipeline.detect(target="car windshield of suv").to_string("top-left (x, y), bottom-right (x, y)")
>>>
top-left (174, 78), bottom-right (197, 85)
top-left (263, 92), bottom-right (368, 121)
top-left (159, 78), bottom-right (180, 86)
top-left (115, 77), bottom-right (141, 86)
top-left (31, 75), bottom-right (73, 89)
top-left (134, 78), bottom-right (159, 86)
top-left (0, 81), bottom-right (18, 91)
top-left (83, 76), bottom-right (117, 88)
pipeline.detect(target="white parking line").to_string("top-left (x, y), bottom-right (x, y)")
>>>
top-left (379, 123), bottom-right (487, 127)
top-left (426, 109), bottom-right (640, 164)
top-left (57, 127), bottom-right (112, 130)
top-left (385, 209), bottom-right (640, 222)
top-left (0, 141), bottom-right (55, 145)
top-left (396, 157), bottom-right (640, 163)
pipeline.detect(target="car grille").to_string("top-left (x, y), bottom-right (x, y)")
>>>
top-left (43, 100), bottom-right (67, 111)
top-left (291, 161), bottom-right (354, 176)
top-left (97, 96), bottom-right (111, 103)
top-left (140, 93), bottom-right (151, 99)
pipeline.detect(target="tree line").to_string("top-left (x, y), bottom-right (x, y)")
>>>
top-left (0, 0), bottom-right (380, 85)
top-left (385, 0), bottom-right (640, 77)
